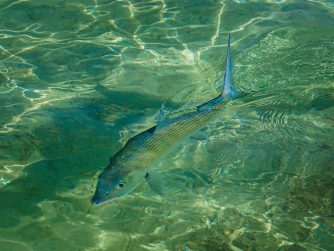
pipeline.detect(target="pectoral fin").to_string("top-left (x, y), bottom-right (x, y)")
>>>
top-left (144, 171), bottom-right (165, 196)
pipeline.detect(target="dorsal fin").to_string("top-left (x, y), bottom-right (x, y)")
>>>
top-left (153, 103), bottom-right (168, 131)
top-left (154, 103), bottom-right (165, 124)
top-left (222, 34), bottom-right (237, 98)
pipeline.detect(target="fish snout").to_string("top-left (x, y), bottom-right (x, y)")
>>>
top-left (91, 193), bottom-right (103, 206)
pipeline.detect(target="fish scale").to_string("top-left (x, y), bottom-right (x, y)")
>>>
top-left (121, 105), bottom-right (221, 165)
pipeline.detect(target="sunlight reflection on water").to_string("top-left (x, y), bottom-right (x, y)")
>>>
top-left (0, 0), bottom-right (333, 250)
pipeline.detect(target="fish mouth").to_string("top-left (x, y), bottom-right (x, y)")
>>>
top-left (91, 196), bottom-right (117, 206)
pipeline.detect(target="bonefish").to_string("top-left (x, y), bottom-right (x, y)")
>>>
top-left (91, 34), bottom-right (237, 205)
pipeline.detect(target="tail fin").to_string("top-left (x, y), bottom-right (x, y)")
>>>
top-left (222, 34), bottom-right (237, 98)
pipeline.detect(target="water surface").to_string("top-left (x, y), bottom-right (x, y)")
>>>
top-left (0, 0), bottom-right (333, 250)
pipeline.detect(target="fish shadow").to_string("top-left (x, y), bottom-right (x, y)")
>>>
top-left (0, 102), bottom-right (124, 228)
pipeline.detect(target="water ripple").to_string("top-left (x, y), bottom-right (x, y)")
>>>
top-left (0, 0), bottom-right (333, 250)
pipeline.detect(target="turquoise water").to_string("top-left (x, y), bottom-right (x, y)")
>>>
top-left (0, 0), bottom-right (334, 250)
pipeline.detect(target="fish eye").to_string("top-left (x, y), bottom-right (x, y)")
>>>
top-left (118, 180), bottom-right (126, 187)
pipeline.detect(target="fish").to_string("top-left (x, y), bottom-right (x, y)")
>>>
top-left (91, 34), bottom-right (237, 205)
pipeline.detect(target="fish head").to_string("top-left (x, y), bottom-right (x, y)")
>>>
top-left (91, 167), bottom-right (143, 206)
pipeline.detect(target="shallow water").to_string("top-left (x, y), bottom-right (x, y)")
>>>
top-left (0, 0), bottom-right (334, 250)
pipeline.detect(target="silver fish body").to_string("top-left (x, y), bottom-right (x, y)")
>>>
top-left (91, 34), bottom-right (236, 205)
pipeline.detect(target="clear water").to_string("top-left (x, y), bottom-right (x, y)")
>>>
top-left (0, 0), bottom-right (333, 250)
